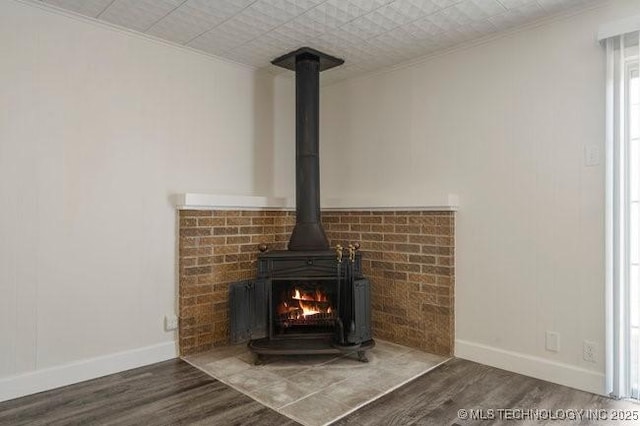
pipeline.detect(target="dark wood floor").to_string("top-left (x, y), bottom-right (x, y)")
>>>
top-left (337, 358), bottom-right (639, 425)
top-left (0, 359), bottom-right (298, 426)
top-left (2, 357), bottom-right (638, 426)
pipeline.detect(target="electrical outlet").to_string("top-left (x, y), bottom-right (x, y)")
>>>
top-left (164, 314), bottom-right (178, 331)
top-left (583, 341), bottom-right (596, 363)
top-left (545, 331), bottom-right (560, 352)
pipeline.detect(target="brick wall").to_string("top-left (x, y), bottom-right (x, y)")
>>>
top-left (178, 209), bottom-right (454, 356)
top-left (323, 211), bottom-right (454, 356)
top-left (178, 210), bottom-right (294, 355)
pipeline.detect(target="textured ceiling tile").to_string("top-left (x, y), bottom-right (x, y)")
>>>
top-left (146, 9), bottom-right (220, 44)
top-left (431, 0), bottom-right (462, 8)
top-left (344, 0), bottom-right (440, 40)
top-left (343, 10), bottom-right (400, 39)
top-left (147, 0), bottom-right (251, 44)
top-left (225, 37), bottom-right (288, 67)
top-left (536, 0), bottom-right (593, 13)
top-left (534, 0), bottom-right (563, 12)
top-left (315, 28), bottom-right (369, 57)
top-left (453, 0), bottom-right (506, 20)
top-left (389, 0), bottom-right (441, 18)
top-left (438, 5), bottom-right (475, 26)
top-left (372, 27), bottom-right (434, 63)
top-left (217, 17), bottom-right (265, 42)
top-left (41, 0), bottom-right (114, 17)
top-left (374, 26), bottom-right (421, 50)
top-left (422, 6), bottom-right (495, 36)
top-left (405, 16), bottom-right (447, 40)
top-left (186, 26), bottom-right (240, 56)
top-left (252, 0), bottom-right (325, 22)
top-left (237, 4), bottom-right (292, 33)
top-left (305, 0), bottom-right (394, 28)
top-left (497, 0), bottom-right (537, 9)
top-left (274, 20), bottom-right (315, 41)
top-left (437, 4), bottom-right (500, 37)
top-left (99, 0), bottom-right (184, 32)
top-left (286, 13), bottom-right (334, 38)
top-left (269, 26), bottom-right (307, 49)
top-left (429, 10), bottom-right (470, 32)
top-left (304, 2), bottom-right (359, 28)
top-left (487, 1), bottom-right (545, 29)
top-left (189, 10), bottom-right (278, 53)
top-left (32, 0), bottom-right (594, 84)
top-left (257, 32), bottom-right (300, 54)
top-left (190, 0), bottom-right (255, 14)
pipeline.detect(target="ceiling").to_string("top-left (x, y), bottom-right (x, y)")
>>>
top-left (36, 0), bottom-right (595, 83)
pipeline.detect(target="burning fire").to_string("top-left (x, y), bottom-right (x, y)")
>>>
top-left (277, 285), bottom-right (333, 319)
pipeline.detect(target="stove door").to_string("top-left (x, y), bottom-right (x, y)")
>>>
top-left (347, 278), bottom-right (372, 344)
top-left (230, 279), bottom-right (268, 343)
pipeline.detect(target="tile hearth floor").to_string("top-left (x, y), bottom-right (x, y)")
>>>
top-left (184, 339), bottom-right (448, 426)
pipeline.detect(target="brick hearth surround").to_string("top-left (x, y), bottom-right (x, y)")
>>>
top-left (178, 210), bottom-right (455, 356)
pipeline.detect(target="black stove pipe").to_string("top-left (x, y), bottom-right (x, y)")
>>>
top-left (288, 53), bottom-right (327, 250)
top-left (271, 48), bottom-right (343, 251)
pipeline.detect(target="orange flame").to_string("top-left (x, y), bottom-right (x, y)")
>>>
top-left (298, 300), bottom-right (321, 316)
top-left (278, 285), bottom-right (333, 319)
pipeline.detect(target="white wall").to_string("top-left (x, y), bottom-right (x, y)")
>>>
top-left (0, 0), bottom-right (282, 397)
top-left (318, 0), bottom-right (640, 394)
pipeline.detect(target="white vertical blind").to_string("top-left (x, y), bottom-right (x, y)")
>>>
top-left (605, 30), bottom-right (640, 399)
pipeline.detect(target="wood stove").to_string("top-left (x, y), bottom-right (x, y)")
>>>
top-left (231, 247), bottom-right (374, 363)
top-left (229, 48), bottom-right (374, 363)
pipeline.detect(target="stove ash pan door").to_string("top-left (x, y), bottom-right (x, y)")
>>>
top-left (230, 279), bottom-right (268, 343)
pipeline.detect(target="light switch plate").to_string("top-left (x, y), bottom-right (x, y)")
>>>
top-left (585, 145), bottom-right (600, 166)
top-left (546, 331), bottom-right (560, 352)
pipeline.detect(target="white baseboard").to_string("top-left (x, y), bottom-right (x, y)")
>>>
top-left (0, 341), bottom-right (178, 403)
top-left (455, 339), bottom-right (605, 396)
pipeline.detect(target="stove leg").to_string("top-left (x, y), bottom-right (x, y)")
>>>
top-left (357, 351), bottom-right (369, 363)
top-left (254, 354), bottom-right (265, 366)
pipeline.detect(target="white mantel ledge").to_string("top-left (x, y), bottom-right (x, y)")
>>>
top-left (174, 193), bottom-right (292, 210)
top-left (322, 194), bottom-right (459, 211)
top-left (174, 193), bottom-right (459, 212)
